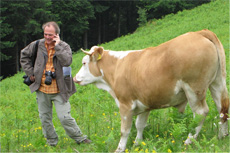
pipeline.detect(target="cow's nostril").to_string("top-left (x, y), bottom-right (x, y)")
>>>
top-left (73, 77), bottom-right (79, 83)
top-left (73, 77), bottom-right (82, 84)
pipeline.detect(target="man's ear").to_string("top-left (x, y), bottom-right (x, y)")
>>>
top-left (92, 47), bottom-right (104, 61)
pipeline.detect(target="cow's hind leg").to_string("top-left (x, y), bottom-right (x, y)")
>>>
top-left (184, 99), bottom-right (209, 144)
top-left (134, 111), bottom-right (150, 145)
top-left (182, 82), bottom-right (209, 144)
top-left (209, 74), bottom-right (229, 138)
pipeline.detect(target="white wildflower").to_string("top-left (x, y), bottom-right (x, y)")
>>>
top-left (220, 113), bottom-right (224, 118)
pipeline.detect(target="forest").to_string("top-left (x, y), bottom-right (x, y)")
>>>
top-left (1, 0), bottom-right (210, 79)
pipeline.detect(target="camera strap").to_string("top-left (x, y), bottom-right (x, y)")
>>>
top-left (22, 40), bottom-right (40, 86)
top-left (31, 40), bottom-right (40, 67)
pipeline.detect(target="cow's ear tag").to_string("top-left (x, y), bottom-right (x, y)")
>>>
top-left (97, 53), bottom-right (102, 60)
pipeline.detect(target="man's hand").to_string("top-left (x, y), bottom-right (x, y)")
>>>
top-left (30, 75), bottom-right (35, 82)
top-left (53, 34), bottom-right (60, 46)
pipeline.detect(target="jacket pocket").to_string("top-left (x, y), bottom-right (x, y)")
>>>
top-left (64, 76), bottom-right (72, 92)
top-left (63, 67), bottom-right (76, 93)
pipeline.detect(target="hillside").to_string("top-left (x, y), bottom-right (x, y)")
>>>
top-left (1, 0), bottom-right (229, 152)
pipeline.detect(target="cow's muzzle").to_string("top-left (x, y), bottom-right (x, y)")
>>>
top-left (73, 76), bottom-right (81, 84)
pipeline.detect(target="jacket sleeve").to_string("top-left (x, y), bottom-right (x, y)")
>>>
top-left (20, 41), bottom-right (36, 77)
top-left (54, 41), bottom-right (72, 67)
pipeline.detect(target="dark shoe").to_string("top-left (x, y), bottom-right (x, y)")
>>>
top-left (48, 143), bottom-right (57, 147)
top-left (77, 139), bottom-right (92, 144)
top-left (47, 138), bottom-right (58, 146)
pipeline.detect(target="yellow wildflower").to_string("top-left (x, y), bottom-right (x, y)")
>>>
top-left (103, 113), bottom-right (105, 116)
top-left (168, 149), bottom-right (172, 153)
top-left (125, 149), bottom-right (129, 152)
top-left (145, 148), bottom-right (149, 153)
top-left (142, 141), bottom-right (146, 146)
top-left (152, 150), bottom-right (157, 153)
top-left (156, 135), bottom-right (159, 138)
top-left (172, 140), bottom-right (175, 143)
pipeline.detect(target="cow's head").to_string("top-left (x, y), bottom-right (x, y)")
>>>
top-left (73, 46), bottom-right (104, 85)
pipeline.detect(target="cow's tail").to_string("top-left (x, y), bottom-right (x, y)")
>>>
top-left (198, 29), bottom-right (229, 123)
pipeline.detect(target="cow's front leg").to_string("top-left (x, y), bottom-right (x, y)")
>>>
top-left (115, 102), bottom-right (133, 152)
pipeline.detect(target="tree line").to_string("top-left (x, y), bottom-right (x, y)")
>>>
top-left (0, 0), bottom-right (210, 79)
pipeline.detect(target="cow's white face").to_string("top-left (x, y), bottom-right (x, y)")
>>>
top-left (74, 51), bottom-right (103, 86)
top-left (74, 55), bottom-right (97, 85)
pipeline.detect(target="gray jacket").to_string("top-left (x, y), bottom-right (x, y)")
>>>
top-left (20, 38), bottom-right (76, 102)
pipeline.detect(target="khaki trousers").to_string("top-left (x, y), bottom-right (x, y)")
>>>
top-left (36, 91), bottom-right (86, 145)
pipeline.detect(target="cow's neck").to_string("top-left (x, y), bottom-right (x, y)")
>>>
top-left (96, 51), bottom-right (118, 86)
top-left (94, 51), bottom-right (120, 102)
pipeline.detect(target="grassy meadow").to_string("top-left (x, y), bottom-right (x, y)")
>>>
top-left (0, 0), bottom-right (229, 152)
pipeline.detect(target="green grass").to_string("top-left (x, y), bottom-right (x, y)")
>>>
top-left (1, 0), bottom-right (229, 152)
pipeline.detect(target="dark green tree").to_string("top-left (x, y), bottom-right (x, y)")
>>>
top-left (1, 0), bottom-right (55, 77)
top-left (0, 13), bottom-right (15, 62)
top-left (89, 1), bottom-right (109, 45)
top-left (87, 1), bottom-right (139, 47)
top-left (137, 6), bottom-right (147, 27)
top-left (137, 0), bottom-right (211, 20)
top-left (51, 0), bottom-right (94, 50)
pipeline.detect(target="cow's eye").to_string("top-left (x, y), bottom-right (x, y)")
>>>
top-left (83, 62), bottom-right (86, 65)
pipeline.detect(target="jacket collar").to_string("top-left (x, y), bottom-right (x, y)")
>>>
top-left (39, 39), bottom-right (48, 56)
top-left (39, 39), bottom-right (62, 57)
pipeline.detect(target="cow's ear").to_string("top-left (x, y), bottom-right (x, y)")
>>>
top-left (93, 47), bottom-right (104, 61)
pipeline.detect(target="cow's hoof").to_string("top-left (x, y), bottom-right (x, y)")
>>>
top-left (218, 121), bottom-right (228, 139)
top-left (115, 148), bottom-right (125, 153)
top-left (133, 139), bottom-right (141, 146)
top-left (184, 138), bottom-right (192, 145)
top-left (184, 133), bottom-right (193, 145)
top-left (218, 133), bottom-right (229, 139)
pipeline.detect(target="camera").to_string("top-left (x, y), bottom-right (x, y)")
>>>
top-left (23, 75), bottom-right (33, 86)
top-left (45, 71), bottom-right (56, 85)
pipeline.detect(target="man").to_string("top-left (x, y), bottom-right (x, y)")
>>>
top-left (20, 21), bottom-right (91, 146)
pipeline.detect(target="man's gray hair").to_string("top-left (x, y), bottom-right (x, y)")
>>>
top-left (42, 21), bottom-right (60, 34)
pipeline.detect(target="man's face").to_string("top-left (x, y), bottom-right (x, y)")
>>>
top-left (44, 25), bottom-right (56, 45)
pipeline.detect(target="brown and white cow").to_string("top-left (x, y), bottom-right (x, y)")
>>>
top-left (74, 29), bottom-right (229, 152)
